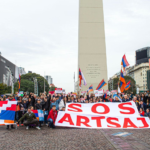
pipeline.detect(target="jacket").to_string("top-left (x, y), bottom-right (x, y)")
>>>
top-left (31, 96), bottom-right (35, 106)
top-left (43, 100), bottom-right (49, 111)
top-left (36, 103), bottom-right (42, 110)
top-left (144, 112), bottom-right (150, 117)
top-left (50, 97), bottom-right (61, 110)
top-left (139, 111), bottom-right (145, 116)
top-left (122, 98), bottom-right (130, 102)
top-left (47, 109), bottom-right (57, 123)
top-left (18, 112), bottom-right (36, 122)
top-left (138, 103), bottom-right (147, 111)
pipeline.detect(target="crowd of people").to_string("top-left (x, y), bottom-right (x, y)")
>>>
top-left (0, 91), bottom-right (150, 130)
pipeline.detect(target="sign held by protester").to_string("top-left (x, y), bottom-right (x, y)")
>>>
top-left (55, 88), bottom-right (62, 93)
top-left (18, 91), bottom-right (24, 97)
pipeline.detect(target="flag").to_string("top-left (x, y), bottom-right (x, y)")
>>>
top-left (18, 74), bottom-right (21, 92)
top-left (121, 54), bottom-right (129, 70)
top-left (125, 81), bottom-right (131, 91)
top-left (113, 94), bottom-right (122, 102)
top-left (120, 70), bottom-right (126, 93)
top-left (32, 110), bottom-right (44, 121)
top-left (79, 68), bottom-right (87, 87)
top-left (96, 79), bottom-right (107, 90)
top-left (104, 93), bottom-right (107, 99)
top-left (0, 101), bottom-right (17, 125)
top-left (118, 84), bottom-right (121, 93)
top-left (87, 85), bottom-right (93, 93)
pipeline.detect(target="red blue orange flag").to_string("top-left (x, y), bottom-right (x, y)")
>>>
top-left (120, 70), bottom-right (126, 93)
top-left (96, 79), bottom-right (107, 90)
top-left (79, 68), bottom-right (87, 87)
top-left (104, 93), bottom-right (107, 99)
top-left (18, 74), bottom-right (21, 92)
top-left (87, 85), bottom-right (93, 93)
top-left (79, 68), bottom-right (82, 87)
top-left (121, 54), bottom-right (129, 70)
top-left (125, 81), bottom-right (131, 91)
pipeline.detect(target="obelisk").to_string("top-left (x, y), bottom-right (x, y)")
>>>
top-left (78, 0), bottom-right (108, 92)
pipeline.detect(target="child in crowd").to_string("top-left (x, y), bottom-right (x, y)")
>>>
top-left (47, 105), bottom-right (57, 128)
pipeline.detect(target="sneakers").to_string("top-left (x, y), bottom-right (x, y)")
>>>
top-left (36, 126), bottom-right (41, 130)
top-left (26, 126), bottom-right (29, 130)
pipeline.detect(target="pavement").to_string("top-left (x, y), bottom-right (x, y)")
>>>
top-left (0, 126), bottom-right (150, 150)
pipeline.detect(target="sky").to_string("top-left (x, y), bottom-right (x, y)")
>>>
top-left (0, 0), bottom-right (150, 93)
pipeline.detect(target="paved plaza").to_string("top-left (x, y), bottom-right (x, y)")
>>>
top-left (0, 126), bottom-right (150, 150)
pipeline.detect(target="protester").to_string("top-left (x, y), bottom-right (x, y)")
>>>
top-left (17, 107), bottom-right (41, 130)
top-left (47, 105), bottom-right (57, 128)
top-left (50, 94), bottom-right (61, 110)
top-left (138, 101), bottom-right (146, 112)
top-left (144, 108), bottom-right (150, 118)
top-left (2, 90), bottom-right (150, 130)
top-left (139, 108), bottom-right (145, 116)
top-left (122, 95), bottom-right (130, 102)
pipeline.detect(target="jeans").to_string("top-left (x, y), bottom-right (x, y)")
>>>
top-left (24, 119), bottom-right (39, 127)
top-left (47, 118), bottom-right (55, 128)
top-left (44, 115), bottom-right (48, 124)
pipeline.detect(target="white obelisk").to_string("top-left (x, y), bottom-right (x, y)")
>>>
top-left (78, 0), bottom-right (108, 92)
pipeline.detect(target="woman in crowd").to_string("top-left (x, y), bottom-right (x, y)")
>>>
top-left (139, 108), bottom-right (145, 116)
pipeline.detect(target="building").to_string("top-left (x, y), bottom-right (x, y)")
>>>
top-left (129, 63), bottom-right (149, 92)
top-left (126, 66), bottom-right (134, 79)
top-left (0, 55), bottom-right (16, 86)
top-left (28, 71), bottom-right (32, 73)
top-left (45, 75), bottom-right (53, 85)
top-left (15, 67), bottom-right (26, 79)
top-left (78, 0), bottom-right (108, 92)
top-left (136, 47), bottom-right (150, 65)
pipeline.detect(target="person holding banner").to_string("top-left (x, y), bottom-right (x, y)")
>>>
top-left (122, 95), bottom-right (130, 102)
top-left (47, 105), bottom-right (57, 128)
top-left (139, 108), bottom-right (145, 116)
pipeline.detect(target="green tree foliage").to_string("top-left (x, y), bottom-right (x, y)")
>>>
top-left (14, 79), bottom-right (34, 93)
top-left (109, 76), bottom-right (136, 94)
top-left (14, 73), bottom-right (49, 94)
top-left (49, 86), bottom-right (57, 91)
top-left (0, 84), bottom-right (11, 95)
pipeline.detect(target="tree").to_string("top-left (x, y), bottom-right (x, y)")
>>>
top-left (109, 76), bottom-right (136, 94)
top-left (0, 84), bottom-right (12, 95)
top-left (14, 79), bottom-right (34, 93)
top-left (14, 73), bottom-right (49, 95)
top-left (0, 83), bottom-right (7, 95)
top-left (49, 86), bottom-right (57, 91)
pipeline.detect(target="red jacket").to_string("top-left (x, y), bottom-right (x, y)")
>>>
top-left (47, 109), bottom-right (57, 123)
top-left (139, 111), bottom-right (145, 116)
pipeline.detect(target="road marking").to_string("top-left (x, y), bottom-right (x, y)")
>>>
top-left (112, 132), bottom-right (132, 137)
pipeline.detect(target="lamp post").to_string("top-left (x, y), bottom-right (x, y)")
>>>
top-left (33, 77), bottom-right (38, 96)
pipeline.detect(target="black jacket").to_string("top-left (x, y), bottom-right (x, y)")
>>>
top-left (138, 103), bottom-right (147, 111)
top-left (31, 96), bottom-right (35, 106)
top-left (43, 101), bottom-right (49, 111)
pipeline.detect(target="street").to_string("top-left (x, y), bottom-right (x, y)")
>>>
top-left (0, 126), bottom-right (150, 150)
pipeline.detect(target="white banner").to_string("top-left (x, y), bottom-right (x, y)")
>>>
top-left (66, 101), bottom-right (139, 117)
top-left (94, 90), bottom-right (104, 97)
top-left (55, 88), bottom-right (62, 93)
top-left (55, 111), bottom-right (150, 129)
